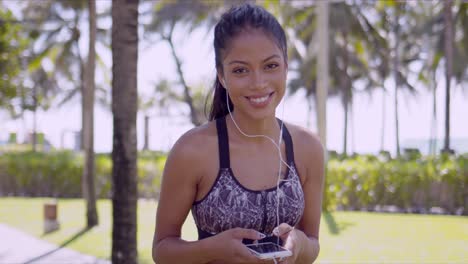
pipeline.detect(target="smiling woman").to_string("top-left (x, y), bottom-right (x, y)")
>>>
top-left (152, 3), bottom-right (325, 264)
top-left (217, 30), bottom-right (287, 121)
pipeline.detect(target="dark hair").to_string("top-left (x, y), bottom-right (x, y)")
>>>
top-left (207, 3), bottom-right (288, 121)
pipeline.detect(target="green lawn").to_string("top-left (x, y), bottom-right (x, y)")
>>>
top-left (0, 198), bottom-right (467, 263)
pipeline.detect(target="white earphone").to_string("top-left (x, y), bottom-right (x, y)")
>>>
top-left (224, 79), bottom-right (295, 242)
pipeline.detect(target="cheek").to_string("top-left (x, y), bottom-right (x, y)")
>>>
top-left (273, 73), bottom-right (287, 92)
top-left (227, 79), bottom-right (249, 95)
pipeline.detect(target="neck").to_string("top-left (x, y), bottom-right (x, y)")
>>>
top-left (227, 111), bottom-right (280, 144)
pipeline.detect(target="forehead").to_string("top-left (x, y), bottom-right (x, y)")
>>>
top-left (222, 28), bottom-right (283, 63)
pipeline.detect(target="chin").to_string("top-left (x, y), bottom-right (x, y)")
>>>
top-left (247, 108), bottom-right (277, 121)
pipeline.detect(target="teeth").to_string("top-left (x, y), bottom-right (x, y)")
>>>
top-left (249, 95), bottom-right (269, 104)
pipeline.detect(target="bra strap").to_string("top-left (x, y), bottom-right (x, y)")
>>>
top-left (216, 116), bottom-right (230, 168)
top-left (277, 118), bottom-right (295, 164)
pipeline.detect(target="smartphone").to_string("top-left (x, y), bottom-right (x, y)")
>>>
top-left (245, 242), bottom-right (292, 260)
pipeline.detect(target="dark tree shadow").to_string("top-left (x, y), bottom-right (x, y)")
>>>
top-left (323, 212), bottom-right (354, 235)
top-left (23, 227), bottom-right (91, 264)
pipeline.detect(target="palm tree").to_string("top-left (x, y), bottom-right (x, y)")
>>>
top-left (442, 0), bottom-right (454, 153)
top-left (144, 1), bottom-right (223, 126)
top-left (19, 62), bottom-right (59, 151)
top-left (317, 1), bottom-right (329, 152)
top-left (22, 1), bottom-right (86, 145)
top-left (416, 2), bottom-right (443, 155)
top-left (417, 1), bottom-right (467, 154)
top-left (280, 3), bottom-right (319, 129)
top-left (21, 0), bottom-right (104, 226)
top-left (393, 3), bottom-right (403, 157)
top-left (21, 0), bottom-right (110, 150)
top-left (370, 1), bottom-right (421, 157)
top-left (285, 1), bottom-right (386, 156)
top-left (1, 5), bottom-right (61, 151)
top-left (362, 4), bottom-right (392, 152)
top-left (0, 7), bottom-right (29, 114)
top-left (111, 0), bottom-right (139, 263)
top-left (81, 0), bottom-right (98, 228)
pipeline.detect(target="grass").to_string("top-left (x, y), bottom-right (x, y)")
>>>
top-left (1, 198), bottom-right (467, 263)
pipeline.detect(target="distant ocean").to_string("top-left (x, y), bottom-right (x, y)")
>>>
top-left (402, 138), bottom-right (468, 155)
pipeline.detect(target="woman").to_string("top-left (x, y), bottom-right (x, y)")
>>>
top-left (153, 3), bottom-right (324, 264)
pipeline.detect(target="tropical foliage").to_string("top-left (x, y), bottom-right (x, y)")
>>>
top-left (1, 1), bottom-right (468, 261)
top-left (0, 151), bottom-right (165, 199)
top-left (1, 151), bottom-right (465, 215)
top-left (0, 8), bottom-right (29, 114)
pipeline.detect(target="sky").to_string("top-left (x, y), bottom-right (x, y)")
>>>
top-left (1, 2), bottom-right (467, 155)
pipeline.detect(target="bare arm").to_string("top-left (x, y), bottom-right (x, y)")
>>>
top-left (296, 131), bottom-right (324, 263)
top-left (152, 131), bottom-right (265, 264)
top-left (152, 134), bottom-right (215, 263)
top-left (279, 129), bottom-right (324, 264)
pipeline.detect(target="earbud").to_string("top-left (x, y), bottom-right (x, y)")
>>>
top-left (222, 79), bottom-right (227, 88)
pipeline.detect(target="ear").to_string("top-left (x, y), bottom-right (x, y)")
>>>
top-left (282, 62), bottom-right (288, 80)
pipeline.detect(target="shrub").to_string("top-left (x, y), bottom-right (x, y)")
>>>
top-left (0, 151), bottom-right (164, 199)
top-left (323, 154), bottom-right (467, 215)
top-left (1, 150), bottom-right (466, 215)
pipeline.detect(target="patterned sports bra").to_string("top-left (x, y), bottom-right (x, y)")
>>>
top-left (191, 116), bottom-right (305, 244)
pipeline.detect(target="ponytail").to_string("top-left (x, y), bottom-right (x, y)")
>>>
top-left (208, 78), bottom-right (233, 121)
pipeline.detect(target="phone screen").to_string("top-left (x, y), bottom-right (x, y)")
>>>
top-left (246, 242), bottom-right (288, 254)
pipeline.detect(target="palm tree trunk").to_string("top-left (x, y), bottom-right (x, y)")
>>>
top-left (82, 0), bottom-right (98, 228)
top-left (442, 0), bottom-right (453, 153)
top-left (341, 30), bottom-right (350, 157)
top-left (32, 84), bottom-right (37, 152)
top-left (380, 88), bottom-right (386, 151)
top-left (143, 115), bottom-right (149, 151)
top-left (306, 96), bottom-right (313, 129)
top-left (350, 104), bottom-right (355, 154)
top-left (316, 0), bottom-right (328, 154)
top-left (394, 80), bottom-right (400, 157)
top-left (343, 100), bottom-right (348, 156)
top-left (111, 0), bottom-right (139, 263)
top-left (429, 71), bottom-right (437, 155)
top-left (80, 59), bottom-right (85, 151)
top-left (393, 8), bottom-right (401, 157)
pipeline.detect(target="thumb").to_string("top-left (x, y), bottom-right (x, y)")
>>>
top-left (273, 223), bottom-right (294, 241)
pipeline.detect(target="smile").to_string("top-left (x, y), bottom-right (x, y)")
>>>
top-left (245, 92), bottom-right (274, 107)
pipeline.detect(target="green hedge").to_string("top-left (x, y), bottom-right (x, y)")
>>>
top-left (1, 151), bottom-right (466, 214)
top-left (323, 154), bottom-right (468, 214)
top-left (0, 150), bottom-right (165, 199)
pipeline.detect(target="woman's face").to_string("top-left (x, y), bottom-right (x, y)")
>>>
top-left (218, 29), bottom-right (287, 121)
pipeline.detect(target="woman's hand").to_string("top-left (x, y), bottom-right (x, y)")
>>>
top-left (208, 227), bottom-right (268, 264)
top-left (273, 223), bottom-right (305, 264)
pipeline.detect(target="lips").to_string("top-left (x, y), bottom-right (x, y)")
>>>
top-left (245, 92), bottom-right (274, 108)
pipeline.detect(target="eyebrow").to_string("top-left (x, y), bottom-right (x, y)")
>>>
top-left (227, 54), bottom-right (281, 65)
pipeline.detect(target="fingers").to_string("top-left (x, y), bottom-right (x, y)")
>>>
top-left (232, 228), bottom-right (266, 240)
top-left (236, 244), bottom-right (265, 263)
top-left (272, 223), bottom-right (294, 239)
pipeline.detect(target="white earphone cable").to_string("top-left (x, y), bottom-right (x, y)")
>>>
top-left (225, 87), bottom-right (295, 243)
top-left (225, 89), bottom-right (294, 178)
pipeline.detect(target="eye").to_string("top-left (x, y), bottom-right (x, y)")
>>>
top-left (232, 67), bottom-right (248, 74)
top-left (265, 63), bottom-right (279, 70)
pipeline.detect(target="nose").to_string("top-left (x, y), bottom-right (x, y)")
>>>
top-left (251, 70), bottom-right (267, 91)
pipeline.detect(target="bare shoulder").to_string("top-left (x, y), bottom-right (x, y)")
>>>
top-left (283, 122), bottom-right (324, 184)
top-left (284, 122), bottom-right (324, 158)
top-left (168, 121), bottom-right (218, 163)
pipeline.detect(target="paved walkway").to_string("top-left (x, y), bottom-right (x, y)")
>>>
top-left (0, 223), bottom-right (110, 264)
